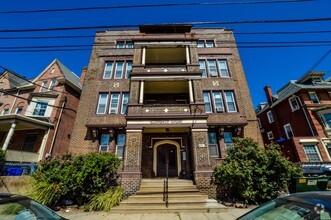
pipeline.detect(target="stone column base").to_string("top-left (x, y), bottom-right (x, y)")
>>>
top-left (194, 171), bottom-right (216, 198)
top-left (118, 172), bottom-right (142, 199)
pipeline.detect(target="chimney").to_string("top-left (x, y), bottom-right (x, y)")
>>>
top-left (80, 66), bottom-right (87, 85)
top-left (264, 86), bottom-right (273, 105)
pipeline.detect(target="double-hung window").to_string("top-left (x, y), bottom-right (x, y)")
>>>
top-left (309, 92), bottom-right (320, 104)
top-left (267, 111), bottom-right (274, 123)
top-left (218, 61), bottom-right (229, 77)
top-left (103, 63), bottom-right (113, 79)
top-left (40, 81), bottom-right (48, 92)
top-left (125, 62), bottom-right (132, 79)
top-left (197, 40), bottom-right (215, 47)
top-left (284, 123), bottom-right (294, 139)
top-left (199, 61), bottom-right (207, 77)
top-left (16, 106), bottom-right (23, 114)
top-left (33, 101), bottom-right (48, 116)
top-left (203, 92), bottom-right (212, 113)
top-left (303, 145), bottom-right (321, 162)
top-left (267, 131), bottom-right (274, 140)
top-left (97, 94), bottom-right (108, 114)
top-left (109, 93), bottom-right (120, 114)
top-left (213, 92), bottom-right (224, 113)
top-left (116, 134), bottom-right (126, 158)
top-left (208, 60), bottom-right (218, 76)
top-left (208, 132), bottom-right (219, 157)
top-left (114, 62), bottom-right (124, 79)
top-left (225, 91), bottom-right (237, 112)
top-left (117, 41), bottom-right (133, 48)
top-left (224, 132), bottom-right (234, 150)
top-left (21, 133), bottom-right (38, 152)
top-left (324, 113), bottom-right (331, 128)
top-left (289, 97), bottom-right (300, 111)
top-left (2, 108), bottom-right (9, 115)
top-left (49, 79), bottom-right (56, 91)
top-left (99, 134), bottom-right (110, 152)
top-left (121, 93), bottom-right (129, 114)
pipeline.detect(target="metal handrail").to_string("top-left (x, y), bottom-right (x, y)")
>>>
top-left (163, 158), bottom-right (169, 208)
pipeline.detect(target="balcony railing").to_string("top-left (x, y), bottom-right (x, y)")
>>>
top-left (128, 104), bottom-right (192, 116)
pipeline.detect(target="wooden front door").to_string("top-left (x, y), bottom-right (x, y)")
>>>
top-left (157, 144), bottom-right (178, 177)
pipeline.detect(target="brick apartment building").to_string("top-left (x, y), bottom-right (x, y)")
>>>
top-left (69, 25), bottom-right (262, 197)
top-left (0, 59), bottom-right (81, 167)
top-left (256, 71), bottom-right (331, 164)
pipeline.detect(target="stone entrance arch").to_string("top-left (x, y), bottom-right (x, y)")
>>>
top-left (153, 140), bottom-right (181, 177)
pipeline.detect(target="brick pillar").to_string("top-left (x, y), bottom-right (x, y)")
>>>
top-left (191, 129), bottom-right (215, 198)
top-left (119, 129), bottom-right (143, 198)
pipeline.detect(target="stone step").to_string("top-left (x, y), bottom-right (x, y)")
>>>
top-left (127, 193), bottom-right (207, 199)
top-left (124, 196), bottom-right (210, 204)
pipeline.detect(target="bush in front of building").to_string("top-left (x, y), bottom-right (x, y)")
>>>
top-left (213, 138), bottom-right (302, 205)
top-left (30, 153), bottom-right (122, 208)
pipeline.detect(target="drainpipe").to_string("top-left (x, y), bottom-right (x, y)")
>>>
top-left (294, 94), bottom-right (315, 136)
top-left (9, 90), bottom-right (19, 113)
top-left (49, 96), bottom-right (67, 155)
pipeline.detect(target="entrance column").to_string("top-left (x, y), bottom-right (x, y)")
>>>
top-left (2, 122), bottom-right (16, 151)
top-left (120, 129), bottom-right (143, 198)
top-left (191, 128), bottom-right (214, 197)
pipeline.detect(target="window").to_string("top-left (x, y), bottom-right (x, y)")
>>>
top-left (309, 92), bottom-right (320, 104)
top-left (109, 93), bottom-right (120, 114)
top-left (97, 94), bottom-right (108, 114)
top-left (16, 106), bottom-right (23, 114)
top-left (2, 108), bottom-right (9, 115)
top-left (103, 62), bottom-right (113, 79)
top-left (218, 61), bottom-right (229, 77)
top-left (121, 93), bottom-right (129, 114)
top-left (199, 61), bottom-right (207, 77)
top-left (21, 133), bottom-right (38, 152)
top-left (225, 91), bottom-right (237, 112)
top-left (39, 81), bottom-right (48, 92)
top-left (289, 97), bottom-right (300, 111)
top-left (224, 132), bottom-right (233, 150)
top-left (103, 61), bottom-right (132, 79)
top-left (258, 118), bottom-right (262, 129)
top-left (267, 111), bottom-right (274, 123)
top-left (324, 113), bottom-right (331, 128)
top-left (327, 144), bottom-right (331, 158)
top-left (96, 93), bottom-right (129, 115)
top-left (197, 40), bottom-right (215, 47)
top-left (204, 91), bottom-right (237, 113)
top-left (212, 92), bottom-right (224, 113)
top-left (33, 101), bottom-right (48, 116)
top-left (203, 92), bottom-right (212, 113)
top-left (125, 62), bottom-right (132, 79)
top-left (116, 134), bottom-right (126, 158)
top-left (208, 132), bottom-right (219, 157)
top-left (117, 41), bottom-right (133, 48)
top-left (284, 123), bottom-right (294, 139)
top-left (267, 131), bottom-right (274, 140)
top-left (199, 59), bottom-right (230, 77)
top-left (99, 134), bottom-right (110, 152)
top-left (303, 145), bottom-right (321, 162)
top-left (48, 79), bottom-right (56, 90)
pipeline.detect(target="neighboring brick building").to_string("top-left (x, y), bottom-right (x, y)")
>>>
top-left (69, 25), bottom-right (262, 197)
top-left (0, 59), bottom-right (82, 167)
top-left (256, 71), bottom-right (331, 164)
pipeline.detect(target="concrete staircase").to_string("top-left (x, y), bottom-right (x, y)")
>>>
top-left (111, 178), bottom-right (226, 213)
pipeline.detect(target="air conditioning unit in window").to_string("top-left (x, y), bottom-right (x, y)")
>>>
top-left (99, 145), bottom-right (109, 153)
top-left (210, 72), bottom-right (218, 77)
top-left (216, 107), bottom-right (224, 113)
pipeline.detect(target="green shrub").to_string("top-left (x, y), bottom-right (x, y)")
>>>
top-left (0, 149), bottom-right (6, 166)
top-left (213, 138), bottom-right (302, 205)
top-left (88, 186), bottom-right (123, 211)
top-left (32, 152), bottom-right (121, 207)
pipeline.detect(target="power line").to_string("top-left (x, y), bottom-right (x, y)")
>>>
top-left (0, 0), bottom-right (315, 14)
top-left (307, 48), bottom-right (331, 71)
top-left (1, 17), bottom-right (331, 33)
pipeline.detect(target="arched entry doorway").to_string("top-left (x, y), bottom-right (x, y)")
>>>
top-left (153, 140), bottom-right (181, 177)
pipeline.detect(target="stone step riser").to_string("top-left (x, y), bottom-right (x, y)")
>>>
top-left (124, 198), bottom-right (211, 203)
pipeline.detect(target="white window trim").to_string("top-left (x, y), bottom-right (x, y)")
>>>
top-left (284, 123), bottom-right (294, 139)
top-left (303, 144), bottom-right (322, 162)
top-left (103, 62), bottom-right (113, 79)
top-left (114, 62), bottom-right (124, 79)
top-left (309, 92), bottom-right (320, 104)
top-left (288, 97), bottom-right (300, 112)
top-left (212, 91), bottom-right (224, 113)
top-left (25, 97), bottom-right (55, 117)
top-left (225, 91), bottom-right (237, 113)
top-left (203, 92), bottom-right (213, 113)
top-left (48, 79), bottom-right (56, 90)
top-left (39, 81), bottom-right (48, 92)
top-left (109, 93), bottom-right (120, 114)
top-left (121, 93), bottom-right (129, 114)
top-left (267, 111), bottom-right (274, 123)
top-left (208, 132), bottom-right (219, 157)
top-left (96, 94), bottom-right (108, 114)
top-left (218, 60), bottom-right (230, 77)
top-left (267, 131), bottom-right (274, 140)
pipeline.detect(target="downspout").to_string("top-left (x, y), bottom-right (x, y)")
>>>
top-left (295, 94), bottom-right (315, 136)
top-left (9, 90), bottom-right (19, 113)
top-left (49, 96), bottom-right (67, 156)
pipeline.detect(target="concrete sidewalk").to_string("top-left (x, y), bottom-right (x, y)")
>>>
top-left (58, 208), bottom-right (251, 220)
